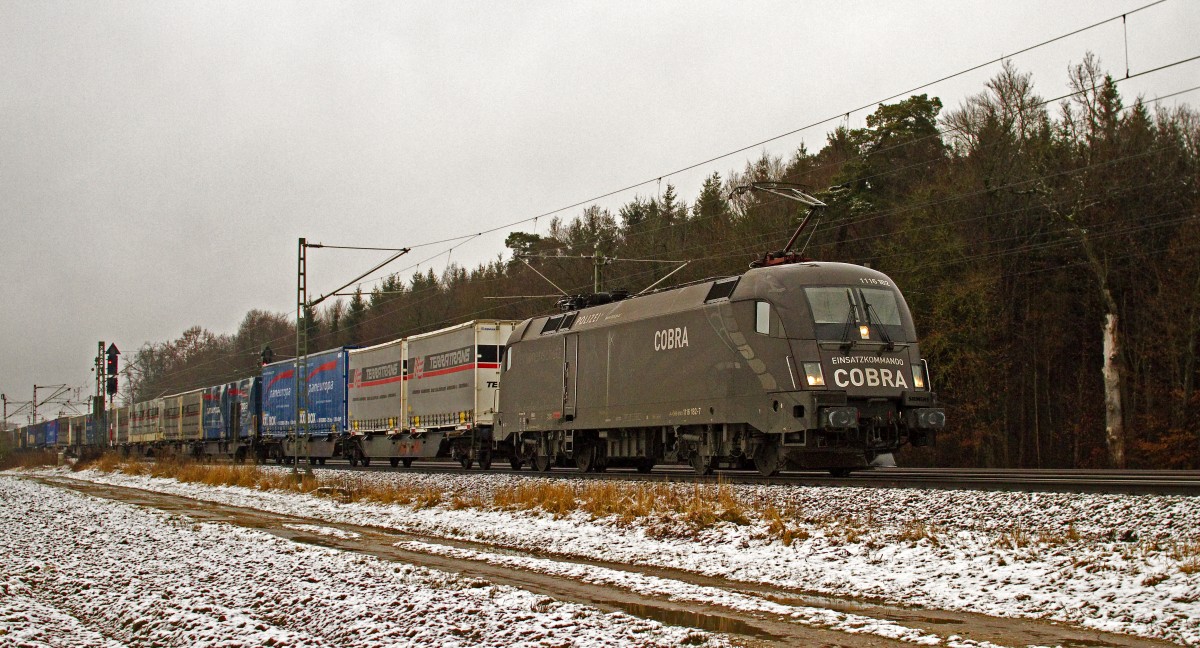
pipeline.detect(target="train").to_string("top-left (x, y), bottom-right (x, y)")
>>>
top-left (8, 261), bottom-right (945, 477)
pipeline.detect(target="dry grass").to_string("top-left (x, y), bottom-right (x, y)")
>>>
top-left (1037, 522), bottom-right (1082, 546)
top-left (492, 478), bottom-right (751, 532)
top-left (896, 519), bottom-right (941, 545)
top-left (74, 457), bottom-right (816, 540)
top-left (763, 505), bottom-right (810, 546)
top-left (0, 449), bottom-right (59, 470)
top-left (496, 481), bottom-right (578, 517)
top-left (94, 453), bottom-right (124, 473)
top-left (997, 525), bottom-right (1033, 550)
top-left (1170, 540), bottom-right (1200, 574)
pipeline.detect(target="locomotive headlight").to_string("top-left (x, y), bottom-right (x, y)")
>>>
top-left (859, 324), bottom-right (870, 339)
top-left (912, 364), bottom-right (927, 390)
top-left (802, 362), bottom-right (825, 387)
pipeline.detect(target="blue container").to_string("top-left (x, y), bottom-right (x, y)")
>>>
top-left (44, 419), bottom-right (59, 446)
top-left (232, 376), bottom-right (261, 440)
top-left (262, 349), bottom-right (348, 437)
top-left (202, 384), bottom-right (223, 440)
top-left (202, 376), bottom-right (261, 441)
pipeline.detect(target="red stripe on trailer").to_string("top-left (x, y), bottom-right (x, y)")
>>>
top-left (266, 369), bottom-right (295, 390)
top-left (307, 360), bottom-right (338, 380)
top-left (350, 375), bottom-right (405, 389)
top-left (410, 361), bottom-right (500, 379)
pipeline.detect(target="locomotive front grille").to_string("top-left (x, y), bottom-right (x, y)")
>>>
top-left (814, 392), bottom-right (848, 407)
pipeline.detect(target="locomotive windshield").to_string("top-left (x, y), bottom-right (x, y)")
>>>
top-left (804, 286), bottom-right (907, 341)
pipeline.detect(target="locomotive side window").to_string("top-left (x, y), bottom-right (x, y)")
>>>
top-left (755, 301), bottom-right (771, 335)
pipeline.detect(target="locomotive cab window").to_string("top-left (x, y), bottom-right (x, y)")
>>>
top-left (859, 288), bottom-right (902, 327)
top-left (805, 286), bottom-right (908, 342)
top-left (755, 301), bottom-right (771, 335)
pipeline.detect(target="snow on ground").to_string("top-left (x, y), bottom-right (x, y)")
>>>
top-left (21, 465), bottom-right (1200, 645)
top-left (0, 475), bottom-right (725, 648)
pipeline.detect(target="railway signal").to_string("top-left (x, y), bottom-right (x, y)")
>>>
top-left (105, 343), bottom-right (119, 395)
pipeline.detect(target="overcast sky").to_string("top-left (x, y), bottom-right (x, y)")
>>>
top-left (2, 0), bottom-right (1197, 420)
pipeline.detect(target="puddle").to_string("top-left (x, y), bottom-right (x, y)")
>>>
top-left (291, 535), bottom-right (339, 549)
top-left (901, 616), bottom-right (962, 626)
top-left (606, 601), bottom-right (781, 640)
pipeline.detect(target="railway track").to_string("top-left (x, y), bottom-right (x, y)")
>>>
top-left (288, 458), bottom-right (1200, 496)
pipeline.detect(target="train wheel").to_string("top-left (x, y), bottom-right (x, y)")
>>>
top-left (689, 454), bottom-right (713, 476)
top-left (318, 458), bottom-right (326, 466)
top-left (479, 451), bottom-right (492, 470)
top-left (753, 443), bottom-right (781, 477)
top-left (459, 456), bottom-right (474, 470)
top-left (402, 458), bottom-right (413, 468)
top-left (509, 458), bottom-right (522, 471)
top-left (635, 458), bottom-right (655, 473)
top-left (361, 457), bottom-right (371, 467)
top-left (348, 454), bottom-right (358, 467)
top-left (390, 458), bottom-right (400, 468)
top-left (573, 446), bottom-right (595, 473)
top-left (533, 454), bottom-right (552, 472)
top-left (829, 468), bottom-right (852, 478)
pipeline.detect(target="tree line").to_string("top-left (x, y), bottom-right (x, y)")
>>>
top-left (128, 55), bottom-right (1200, 469)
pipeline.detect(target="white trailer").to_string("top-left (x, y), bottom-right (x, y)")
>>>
top-left (344, 338), bottom-right (410, 466)
top-left (404, 320), bottom-right (517, 469)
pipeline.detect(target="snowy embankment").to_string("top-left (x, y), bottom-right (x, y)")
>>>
top-left (23, 466), bottom-right (1200, 645)
top-left (0, 476), bottom-right (722, 647)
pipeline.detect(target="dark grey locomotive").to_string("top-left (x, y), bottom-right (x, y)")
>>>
top-left (495, 261), bottom-right (945, 476)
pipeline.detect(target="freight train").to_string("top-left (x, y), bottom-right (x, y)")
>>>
top-left (10, 261), bottom-right (944, 476)
top-left (10, 186), bottom-right (945, 475)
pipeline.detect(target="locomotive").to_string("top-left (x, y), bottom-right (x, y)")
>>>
top-left (12, 185), bottom-right (944, 475)
top-left (494, 261), bottom-right (944, 476)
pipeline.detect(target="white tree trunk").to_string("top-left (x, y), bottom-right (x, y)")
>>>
top-left (1102, 307), bottom-right (1125, 468)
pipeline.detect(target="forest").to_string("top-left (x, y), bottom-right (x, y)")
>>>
top-left (127, 56), bottom-right (1200, 470)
